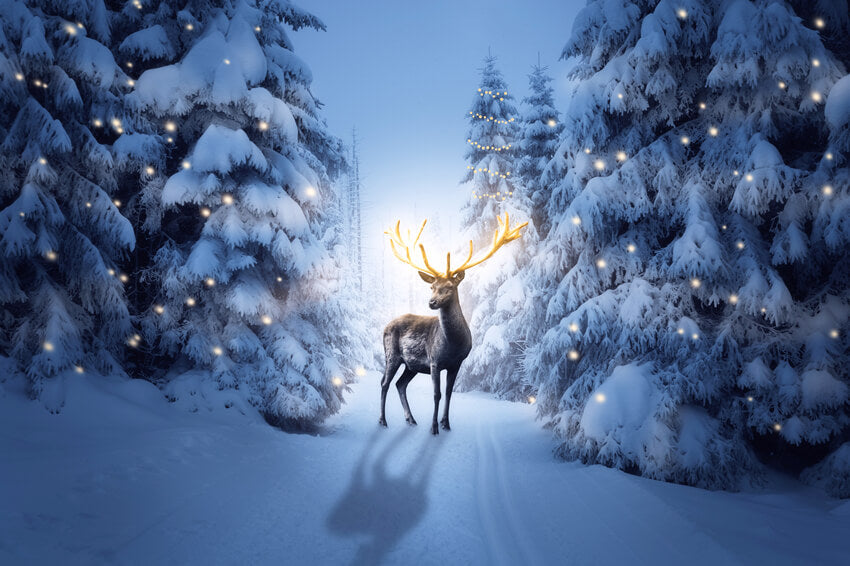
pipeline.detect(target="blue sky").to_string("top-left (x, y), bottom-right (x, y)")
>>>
top-left (296, 0), bottom-right (584, 270)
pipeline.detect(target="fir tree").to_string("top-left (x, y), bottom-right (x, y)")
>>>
top-left (526, 0), bottom-right (849, 489)
top-left (0, 0), bottom-right (134, 409)
top-left (124, 0), bottom-right (364, 428)
top-left (456, 54), bottom-right (537, 397)
top-left (517, 62), bottom-right (563, 236)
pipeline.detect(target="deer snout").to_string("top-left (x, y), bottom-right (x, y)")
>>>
top-left (428, 299), bottom-right (438, 309)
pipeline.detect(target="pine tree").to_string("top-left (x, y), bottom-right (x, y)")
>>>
top-left (123, 0), bottom-right (363, 428)
top-left (518, 62), bottom-right (563, 236)
top-left (526, 0), bottom-right (849, 489)
top-left (0, 0), bottom-right (134, 409)
top-left (456, 54), bottom-right (537, 397)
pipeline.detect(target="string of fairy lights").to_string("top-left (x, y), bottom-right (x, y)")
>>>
top-left (467, 87), bottom-right (519, 199)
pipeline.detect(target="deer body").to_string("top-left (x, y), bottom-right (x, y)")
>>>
top-left (380, 213), bottom-right (527, 435)
top-left (380, 282), bottom-right (472, 434)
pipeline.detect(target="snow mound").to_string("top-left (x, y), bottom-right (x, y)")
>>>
top-left (580, 363), bottom-right (654, 441)
top-left (825, 75), bottom-right (850, 130)
top-left (802, 442), bottom-right (850, 498)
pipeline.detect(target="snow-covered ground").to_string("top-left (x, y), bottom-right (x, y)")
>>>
top-left (1, 372), bottom-right (848, 566)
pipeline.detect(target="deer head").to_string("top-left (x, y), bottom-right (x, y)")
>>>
top-left (384, 212), bottom-right (528, 311)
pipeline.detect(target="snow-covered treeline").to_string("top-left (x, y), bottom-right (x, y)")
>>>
top-left (462, 0), bottom-right (850, 494)
top-left (0, 0), bottom-right (370, 428)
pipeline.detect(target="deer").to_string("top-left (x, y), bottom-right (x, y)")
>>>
top-left (379, 212), bottom-right (528, 435)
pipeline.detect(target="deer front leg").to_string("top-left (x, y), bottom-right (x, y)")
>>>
top-left (441, 366), bottom-right (458, 431)
top-left (380, 358), bottom-right (402, 427)
top-left (430, 365), bottom-right (441, 435)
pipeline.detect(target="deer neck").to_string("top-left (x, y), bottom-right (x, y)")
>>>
top-left (438, 295), bottom-right (470, 343)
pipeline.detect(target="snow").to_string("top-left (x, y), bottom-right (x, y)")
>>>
top-left (2, 371), bottom-right (848, 565)
top-left (825, 74), bottom-right (850, 130)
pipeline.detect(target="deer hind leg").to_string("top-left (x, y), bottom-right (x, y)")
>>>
top-left (379, 357), bottom-right (402, 427)
top-left (396, 367), bottom-right (418, 425)
top-left (441, 367), bottom-right (459, 431)
top-left (430, 365), bottom-right (442, 436)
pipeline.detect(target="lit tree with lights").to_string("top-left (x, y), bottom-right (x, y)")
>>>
top-left (0, 0), bottom-right (134, 409)
top-left (456, 54), bottom-right (538, 397)
top-left (125, 0), bottom-right (366, 428)
top-left (525, 0), bottom-right (850, 490)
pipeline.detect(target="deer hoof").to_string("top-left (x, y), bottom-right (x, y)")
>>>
top-left (405, 416), bottom-right (417, 426)
top-left (378, 417), bottom-right (387, 427)
top-left (431, 424), bottom-right (439, 436)
top-left (440, 419), bottom-right (451, 431)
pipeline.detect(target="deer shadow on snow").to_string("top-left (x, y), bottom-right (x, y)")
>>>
top-left (326, 427), bottom-right (443, 566)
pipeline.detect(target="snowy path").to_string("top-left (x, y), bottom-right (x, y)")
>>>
top-left (2, 372), bottom-right (849, 565)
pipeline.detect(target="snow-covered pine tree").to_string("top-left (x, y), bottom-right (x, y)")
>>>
top-left (0, 0), bottom-right (134, 409)
top-left (125, 0), bottom-right (366, 428)
top-left (456, 54), bottom-right (537, 397)
top-left (526, 0), bottom-right (849, 489)
top-left (518, 62), bottom-right (563, 236)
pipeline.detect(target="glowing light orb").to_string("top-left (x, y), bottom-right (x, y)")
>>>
top-left (596, 258), bottom-right (607, 269)
top-left (221, 193), bottom-right (234, 205)
top-left (254, 26), bottom-right (261, 32)
top-left (773, 423), bottom-right (782, 432)
top-left (258, 120), bottom-right (269, 131)
top-left (186, 297), bottom-right (196, 306)
top-left (594, 392), bottom-right (606, 403)
top-left (814, 18), bottom-right (825, 29)
top-left (201, 207), bottom-right (211, 218)
top-left (747, 396), bottom-right (753, 402)
top-left (164, 121), bottom-right (177, 132)
top-left (332, 376), bottom-right (343, 387)
top-left (822, 185), bottom-right (833, 196)
top-left (261, 315), bottom-right (273, 325)
top-left (729, 294), bottom-right (739, 305)
top-left (571, 216), bottom-right (581, 226)
top-left (690, 278), bottom-right (701, 288)
top-left (276, 276), bottom-right (283, 282)
top-left (745, 173), bottom-right (754, 182)
top-left (127, 79), bottom-right (135, 86)
top-left (547, 119), bottom-right (557, 127)
top-left (617, 93), bottom-right (623, 100)
top-left (698, 102), bottom-right (706, 110)
top-left (75, 365), bottom-right (84, 374)
top-left (212, 346), bottom-right (223, 356)
top-left (616, 151), bottom-right (627, 162)
top-left (811, 91), bottom-right (822, 103)
top-left (38, 157), bottom-right (47, 165)
top-left (680, 136), bottom-right (690, 145)
top-left (677, 328), bottom-right (685, 335)
top-left (760, 307), bottom-right (767, 314)
top-left (733, 170), bottom-right (739, 176)
top-left (691, 333), bottom-right (699, 340)
top-left (145, 166), bottom-right (155, 175)
top-left (584, 148), bottom-right (591, 154)
top-left (825, 152), bottom-right (833, 160)
top-left (92, 117), bottom-right (103, 127)
top-left (708, 126), bottom-right (719, 137)
top-left (593, 159), bottom-right (605, 171)
top-left (778, 81), bottom-right (786, 89)
top-left (181, 160), bottom-right (191, 170)
top-left (829, 329), bottom-right (839, 339)
top-left (355, 366), bottom-right (367, 377)
top-left (108, 269), bottom-right (115, 276)
top-left (568, 350), bottom-right (580, 361)
top-left (45, 250), bottom-right (57, 261)
top-left (65, 24), bottom-right (77, 35)
top-left (736, 240), bottom-right (745, 249)
top-left (205, 277), bottom-right (215, 287)
top-left (627, 243), bottom-right (636, 253)
top-left (43, 341), bottom-right (54, 352)
top-left (119, 274), bottom-right (129, 283)
top-left (15, 72), bottom-right (24, 81)
top-left (113, 199), bottom-right (121, 207)
top-left (568, 322), bottom-right (579, 332)
top-left (812, 58), bottom-right (821, 67)
top-left (154, 305), bottom-right (164, 314)
top-left (126, 62), bottom-right (133, 68)
top-left (223, 58), bottom-right (231, 65)
top-left (528, 396), bottom-right (536, 404)
top-left (111, 118), bottom-right (121, 128)
top-left (305, 186), bottom-right (317, 198)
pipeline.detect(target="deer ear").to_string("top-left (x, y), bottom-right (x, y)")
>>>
top-left (418, 271), bottom-right (436, 283)
top-left (452, 270), bottom-right (465, 284)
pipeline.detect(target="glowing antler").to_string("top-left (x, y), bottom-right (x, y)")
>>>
top-left (448, 212), bottom-right (528, 277)
top-left (384, 219), bottom-right (443, 278)
top-left (385, 213), bottom-right (527, 278)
